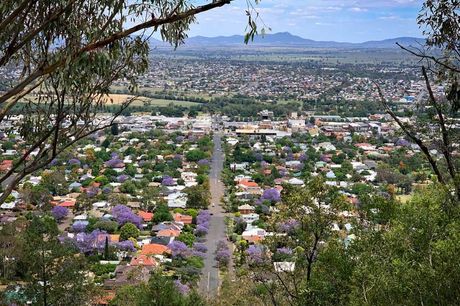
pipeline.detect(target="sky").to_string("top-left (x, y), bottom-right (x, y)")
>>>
top-left (187, 0), bottom-right (424, 42)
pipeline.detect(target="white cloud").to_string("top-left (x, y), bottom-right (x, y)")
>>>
top-left (349, 7), bottom-right (369, 12)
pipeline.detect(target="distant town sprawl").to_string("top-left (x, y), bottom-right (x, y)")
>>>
top-left (0, 47), bottom-right (435, 116)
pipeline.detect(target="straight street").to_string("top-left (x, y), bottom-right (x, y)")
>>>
top-left (198, 129), bottom-right (227, 297)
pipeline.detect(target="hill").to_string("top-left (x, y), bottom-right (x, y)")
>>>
top-left (149, 32), bottom-right (425, 49)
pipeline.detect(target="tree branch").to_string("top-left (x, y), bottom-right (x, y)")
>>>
top-left (375, 82), bottom-right (446, 185)
top-left (422, 66), bottom-right (459, 198)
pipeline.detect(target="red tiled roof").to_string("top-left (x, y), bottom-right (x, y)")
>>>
top-left (239, 180), bottom-right (259, 188)
top-left (130, 255), bottom-right (158, 267)
top-left (140, 243), bottom-right (170, 255)
top-left (157, 229), bottom-right (180, 237)
top-left (138, 211), bottom-right (154, 222)
top-left (173, 213), bottom-right (193, 224)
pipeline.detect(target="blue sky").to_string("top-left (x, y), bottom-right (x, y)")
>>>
top-left (188, 0), bottom-right (424, 42)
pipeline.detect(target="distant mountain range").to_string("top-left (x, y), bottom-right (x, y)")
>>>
top-left (150, 32), bottom-right (425, 49)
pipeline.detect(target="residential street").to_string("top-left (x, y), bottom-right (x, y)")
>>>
top-left (198, 129), bottom-right (227, 297)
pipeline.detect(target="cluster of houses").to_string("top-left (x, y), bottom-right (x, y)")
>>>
top-left (221, 110), bottom-right (446, 249)
top-left (111, 54), bottom-right (425, 103)
top-left (0, 115), bottom-right (216, 304)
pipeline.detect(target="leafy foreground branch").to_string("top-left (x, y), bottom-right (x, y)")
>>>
top-left (0, 0), bottom-right (237, 203)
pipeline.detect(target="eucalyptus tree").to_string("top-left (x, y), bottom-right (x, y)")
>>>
top-left (376, 0), bottom-right (460, 200)
top-left (0, 0), bottom-right (262, 203)
top-left (242, 178), bottom-right (352, 305)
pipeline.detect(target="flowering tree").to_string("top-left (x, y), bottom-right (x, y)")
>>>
top-left (116, 240), bottom-right (136, 252)
top-left (117, 174), bottom-right (129, 183)
top-left (102, 186), bottom-right (112, 194)
top-left (174, 280), bottom-right (190, 295)
top-left (196, 210), bottom-right (211, 226)
top-left (86, 187), bottom-right (100, 198)
top-left (246, 245), bottom-right (266, 265)
top-left (299, 153), bottom-right (307, 162)
top-left (111, 205), bottom-right (142, 228)
top-left (161, 175), bottom-right (175, 186)
top-left (277, 219), bottom-right (300, 234)
top-left (168, 241), bottom-right (190, 258)
top-left (51, 206), bottom-right (68, 222)
top-left (194, 225), bottom-right (209, 237)
top-left (215, 248), bottom-right (231, 267)
top-left (261, 188), bottom-right (281, 203)
top-left (73, 230), bottom-right (108, 254)
top-left (215, 240), bottom-right (231, 268)
top-left (273, 247), bottom-right (293, 262)
top-left (105, 158), bottom-right (123, 168)
top-left (71, 222), bottom-right (87, 233)
top-left (197, 159), bottom-right (210, 166)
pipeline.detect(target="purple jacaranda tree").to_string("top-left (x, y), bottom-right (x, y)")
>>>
top-left (260, 160), bottom-right (269, 168)
top-left (117, 174), bottom-right (129, 183)
top-left (279, 169), bottom-right (288, 177)
top-left (86, 187), bottom-right (99, 198)
top-left (191, 250), bottom-right (206, 258)
top-left (254, 203), bottom-right (270, 215)
top-left (194, 225), bottom-right (209, 237)
top-left (197, 159), bottom-right (210, 166)
top-left (278, 219), bottom-right (300, 234)
top-left (161, 176), bottom-right (175, 186)
top-left (74, 229), bottom-right (109, 254)
top-left (174, 154), bottom-right (183, 161)
top-left (215, 247), bottom-right (231, 267)
top-left (198, 220), bottom-right (210, 229)
top-left (299, 153), bottom-right (307, 162)
top-left (254, 152), bottom-right (263, 161)
top-left (293, 163), bottom-right (304, 171)
top-left (196, 210), bottom-right (211, 226)
top-left (111, 152), bottom-right (119, 159)
top-left (112, 205), bottom-right (142, 228)
top-left (261, 188), bottom-right (281, 203)
top-left (50, 158), bottom-right (59, 166)
top-left (174, 280), bottom-right (190, 295)
top-left (286, 152), bottom-right (294, 161)
top-left (116, 240), bottom-right (136, 252)
top-left (395, 138), bottom-right (410, 147)
top-left (215, 240), bottom-right (231, 267)
top-left (71, 222), bottom-right (87, 233)
top-left (175, 135), bottom-right (185, 143)
top-left (193, 242), bottom-right (208, 253)
top-left (102, 186), bottom-right (112, 194)
top-left (246, 245), bottom-right (266, 265)
top-left (68, 158), bottom-right (81, 166)
top-left (105, 158), bottom-right (123, 168)
top-left (277, 247), bottom-right (293, 255)
top-left (216, 240), bottom-right (227, 250)
top-left (51, 206), bottom-right (68, 222)
top-left (168, 241), bottom-right (190, 258)
top-left (283, 146), bottom-right (292, 153)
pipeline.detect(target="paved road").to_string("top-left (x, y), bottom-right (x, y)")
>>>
top-left (198, 130), bottom-right (227, 297)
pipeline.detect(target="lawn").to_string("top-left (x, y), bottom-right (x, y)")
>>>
top-left (101, 94), bottom-right (201, 107)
